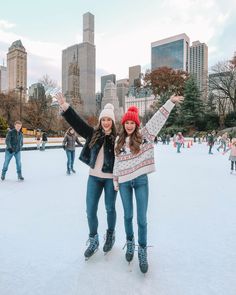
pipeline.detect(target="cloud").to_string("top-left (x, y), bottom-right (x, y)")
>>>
top-left (0, 0), bottom-right (235, 91)
top-left (0, 20), bottom-right (15, 30)
top-left (0, 20), bottom-right (63, 85)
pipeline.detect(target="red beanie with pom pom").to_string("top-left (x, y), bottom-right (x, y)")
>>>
top-left (121, 106), bottom-right (140, 126)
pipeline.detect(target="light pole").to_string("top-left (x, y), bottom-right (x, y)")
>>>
top-left (16, 86), bottom-right (26, 121)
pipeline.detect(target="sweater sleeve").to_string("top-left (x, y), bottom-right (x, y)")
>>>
top-left (62, 135), bottom-right (67, 146)
top-left (141, 99), bottom-right (175, 141)
top-left (62, 106), bottom-right (94, 139)
top-left (113, 138), bottom-right (119, 181)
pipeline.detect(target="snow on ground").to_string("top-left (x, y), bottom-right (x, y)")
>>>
top-left (0, 143), bottom-right (235, 295)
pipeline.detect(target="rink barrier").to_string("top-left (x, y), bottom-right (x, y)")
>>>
top-left (0, 144), bottom-right (83, 153)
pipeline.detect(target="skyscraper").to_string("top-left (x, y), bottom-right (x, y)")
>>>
top-left (101, 74), bottom-right (116, 97)
top-left (190, 41), bottom-right (208, 99)
top-left (0, 65), bottom-right (7, 93)
top-left (7, 40), bottom-right (27, 100)
top-left (129, 65), bottom-right (141, 88)
top-left (102, 80), bottom-right (123, 119)
top-left (62, 12), bottom-right (96, 114)
top-left (151, 33), bottom-right (190, 72)
top-left (28, 83), bottom-right (45, 100)
top-left (116, 78), bottom-right (129, 110)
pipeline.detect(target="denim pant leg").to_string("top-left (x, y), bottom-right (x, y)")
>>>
top-left (71, 150), bottom-right (75, 169)
top-left (14, 152), bottom-right (22, 174)
top-left (86, 176), bottom-right (104, 236)
top-left (231, 161), bottom-right (234, 170)
top-left (209, 145), bottom-right (213, 153)
top-left (66, 150), bottom-right (72, 171)
top-left (133, 175), bottom-right (149, 247)
top-left (2, 150), bottom-right (14, 175)
top-left (119, 181), bottom-right (134, 240)
top-left (177, 143), bottom-right (181, 153)
top-left (104, 178), bottom-right (117, 232)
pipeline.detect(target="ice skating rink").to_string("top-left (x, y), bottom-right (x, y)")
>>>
top-left (0, 143), bottom-right (235, 295)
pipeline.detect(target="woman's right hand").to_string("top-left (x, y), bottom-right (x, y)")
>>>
top-left (113, 181), bottom-right (119, 191)
top-left (55, 93), bottom-right (69, 111)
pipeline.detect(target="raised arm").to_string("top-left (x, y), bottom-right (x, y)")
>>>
top-left (56, 93), bottom-right (93, 139)
top-left (141, 95), bottom-right (184, 140)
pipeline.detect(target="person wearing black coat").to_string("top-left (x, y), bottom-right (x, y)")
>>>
top-left (56, 93), bottom-right (117, 259)
top-left (1, 121), bottom-right (24, 181)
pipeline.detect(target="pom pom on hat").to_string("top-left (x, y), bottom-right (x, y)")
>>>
top-left (99, 103), bottom-right (115, 122)
top-left (121, 105), bottom-right (140, 126)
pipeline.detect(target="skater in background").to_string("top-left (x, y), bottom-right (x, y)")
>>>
top-left (41, 132), bottom-right (48, 151)
top-left (1, 121), bottom-right (24, 181)
top-left (207, 131), bottom-right (216, 154)
top-left (62, 127), bottom-right (83, 175)
top-left (35, 131), bottom-right (41, 150)
top-left (223, 138), bottom-right (236, 174)
top-left (176, 132), bottom-right (184, 153)
top-left (217, 132), bottom-right (228, 152)
top-left (113, 94), bottom-right (184, 274)
top-left (166, 133), bottom-right (171, 145)
top-left (56, 93), bottom-right (118, 260)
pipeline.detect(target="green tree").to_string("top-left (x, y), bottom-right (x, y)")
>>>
top-left (178, 76), bottom-right (205, 129)
top-left (0, 116), bottom-right (8, 137)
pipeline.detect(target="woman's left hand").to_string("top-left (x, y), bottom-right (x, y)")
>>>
top-left (170, 95), bottom-right (184, 104)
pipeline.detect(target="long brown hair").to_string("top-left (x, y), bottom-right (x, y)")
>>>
top-left (115, 125), bottom-right (142, 155)
top-left (89, 121), bottom-right (117, 149)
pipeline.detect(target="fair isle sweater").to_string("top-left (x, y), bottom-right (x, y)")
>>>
top-left (113, 99), bottom-right (175, 184)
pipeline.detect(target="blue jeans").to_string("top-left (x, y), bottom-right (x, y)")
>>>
top-left (66, 150), bottom-right (75, 171)
top-left (2, 150), bottom-right (22, 175)
top-left (41, 141), bottom-right (46, 151)
top-left (86, 175), bottom-right (117, 236)
top-left (176, 142), bottom-right (181, 153)
top-left (119, 174), bottom-right (149, 247)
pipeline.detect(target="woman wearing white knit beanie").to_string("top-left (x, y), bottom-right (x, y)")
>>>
top-left (56, 94), bottom-right (118, 260)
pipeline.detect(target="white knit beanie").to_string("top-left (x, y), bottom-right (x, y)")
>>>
top-left (99, 103), bottom-right (115, 122)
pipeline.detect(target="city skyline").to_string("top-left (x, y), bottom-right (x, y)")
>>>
top-left (0, 0), bottom-right (235, 91)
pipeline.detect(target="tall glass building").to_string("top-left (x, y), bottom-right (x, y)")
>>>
top-left (151, 33), bottom-right (190, 72)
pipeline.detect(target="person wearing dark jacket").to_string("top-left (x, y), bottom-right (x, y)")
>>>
top-left (56, 93), bottom-right (117, 259)
top-left (63, 127), bottom-right (83, 174)
top-left (1, 121), bottom-right (24, 181)
top-left (207, 131), bottom-right (216, 154)
top-left (41, 132), bottom-right (48, 151)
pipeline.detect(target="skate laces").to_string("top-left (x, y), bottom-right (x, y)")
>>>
top-left (86, 236), bottom-right (98, 251)
top-left (123, 239), bottom-right (135, 254)
top-left (138, 247), bottom-right (147, 264)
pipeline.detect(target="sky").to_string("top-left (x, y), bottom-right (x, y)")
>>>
top-left (0, 0), bottom-right (236, 91)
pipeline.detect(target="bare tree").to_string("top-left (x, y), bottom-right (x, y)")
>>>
top-left (209, 59), bottom-right (236, 113)
top-left (38, 74), bottom-right (58, 92)
top-left (0, 92), bottom-right (19, 126)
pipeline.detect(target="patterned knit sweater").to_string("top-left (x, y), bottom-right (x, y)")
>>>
top-left (113, 99), bottom-right (175, 184)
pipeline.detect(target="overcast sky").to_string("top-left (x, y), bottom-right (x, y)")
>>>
top-left (0, 0), bottom-right (235, 91)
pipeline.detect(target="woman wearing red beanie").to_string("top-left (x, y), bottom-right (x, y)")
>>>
top-left (113, 94), bottom-right (184, 273)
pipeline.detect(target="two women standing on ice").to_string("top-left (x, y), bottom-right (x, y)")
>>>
top-left (56, 92), bottom-right (183, 273)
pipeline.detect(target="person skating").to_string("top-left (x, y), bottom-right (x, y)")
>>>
top-left (223, 138), bottom-right (236, 174)
top-left (207, 131), bottom-right (216, 154)
top-left (217, 132), bottom-right (228, 152)
top-left (113, 94), bottom-right (184, 274)
top-left (1, 121), bottom-right (24, 181)
top-left (176, 132), bottom-right (184, 153)
top-left (56, 93), bottom-right (117, 259)
top-left (41, 132), bottom-right (48, 151)
top-left (62, 127), bottom-right (83, 174)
